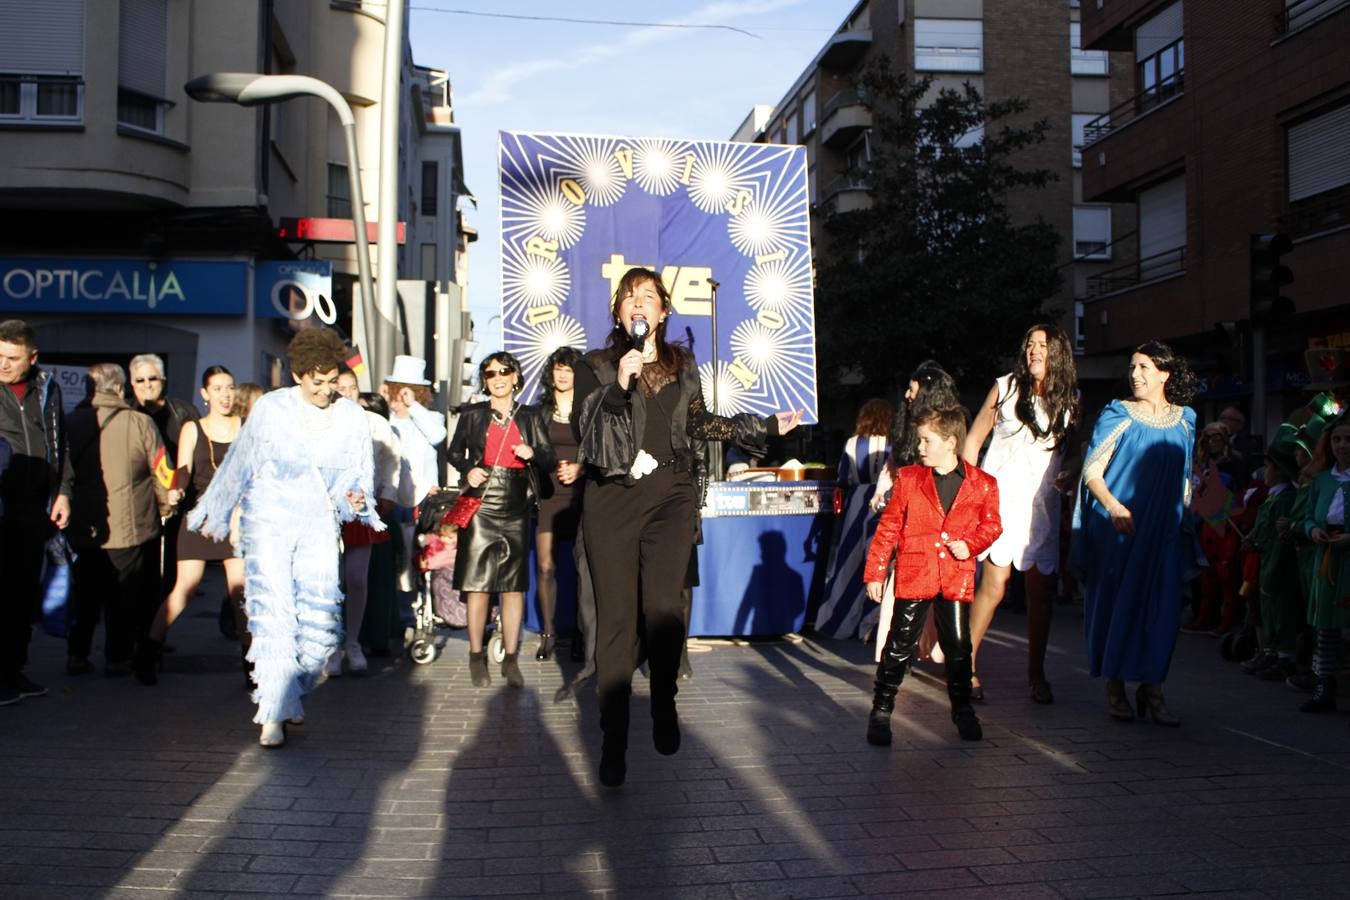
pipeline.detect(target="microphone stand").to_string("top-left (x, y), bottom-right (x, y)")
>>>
top-left (707, 277), bottom-right (723, 482)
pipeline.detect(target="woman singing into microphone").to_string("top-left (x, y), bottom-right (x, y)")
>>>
top-left (573, 267), bottom-right (802, 788)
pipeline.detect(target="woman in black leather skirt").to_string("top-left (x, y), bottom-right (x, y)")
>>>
top-left (447, 352), bottom-right (556, 688)
top-left (574, 267), bottom-right (802, 787)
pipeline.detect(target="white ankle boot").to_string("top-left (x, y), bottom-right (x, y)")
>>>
top-left (346, 643), bottom-right (368, 674)
top-left (259, 722), bottom-right (286, 748)
top-left (323, 649), bottom-right (344, 678)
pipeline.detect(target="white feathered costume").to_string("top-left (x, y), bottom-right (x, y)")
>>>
top-left (188, 387), bottom-right (382, 724)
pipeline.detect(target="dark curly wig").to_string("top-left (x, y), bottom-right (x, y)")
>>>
top-left (1012, 323), bottom-right (1079, 449)
top-left (1132, 340), bottom-right (1199, 407)
top-left (539, 346), bottom-right (584, 422)
top-left (478, 350), bottom-right (524, 394)
top-left (287, 328), bottom-right (347, 376)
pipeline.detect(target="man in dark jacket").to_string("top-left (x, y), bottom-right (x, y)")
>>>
top-left (128, 353), bottom-right (197, 597)
top-left (0, 319), bottom-right (73, 706)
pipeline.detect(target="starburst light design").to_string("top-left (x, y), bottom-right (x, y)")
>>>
top-left (503, 313), bottom-right (589, 401)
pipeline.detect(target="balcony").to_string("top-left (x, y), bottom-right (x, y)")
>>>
top-left (820, 87), bottom-right (870, 150)
top-left (1280, 185), bottom-right (1350, 239)
top-left (1082, 70), bottom-right (1184, 148)
top-left (1085, 245), bottom-right (1185, 298)
top-left (822, 172), bottom-right (872, 214)
top-left (820, 30), bottom-right (872, 71)
top-left (1282, 0), bottom-right (1350, 33)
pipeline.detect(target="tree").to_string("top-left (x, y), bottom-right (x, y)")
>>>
top-left (815, 59), bottom-right (1063, 411)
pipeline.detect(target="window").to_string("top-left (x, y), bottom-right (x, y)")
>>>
top-left (327, 163), bottom-right (352, 218)
top-left (802, 88), bottom-right (817, 135)
top-left (1136, 2), bottom-right (1184, 108)
top-left (421, 160), bottom-right (439, 216)
top-left (1073, 206), bottom-right (1112, 259)
top-left (914, 19), bottom-right (983, 72)
top-left (808, 166), bottom-right (817, 205)
top-left (0, 0), bottom-right (85, 125)
top-left (1070, 23), bottom-right (1109, 76)
top-left (118, 0), bottom-right (169, 134)
top-left (786, 105), bottom-right (799, 144)
top-left (1139, 175), bottom-right (1186, 276)
top-left (1287, 103), bottom-right (1350, 202)
top-left (845, 131), bottom-right (872, 179)
top-left (421, 243), bottom-right (438, 282)
top-left (1071, 114), bottom-right (1098, 167)
top-left (1286, 0), bottom-right (1350, 32)
top-left (955, 123), bottom-right (985, 149)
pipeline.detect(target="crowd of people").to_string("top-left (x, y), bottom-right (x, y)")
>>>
top-left (3, 296), bottom-right (1347, 780)
top-left (826, 325), bottom-right (1350, 743)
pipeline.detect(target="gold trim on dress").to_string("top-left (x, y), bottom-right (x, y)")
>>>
top-left (1121, 400), bottom-right (1184, 428)
top-left (1082, 418), bottom-right (1131, 484)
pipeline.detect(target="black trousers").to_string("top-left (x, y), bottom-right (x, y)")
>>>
top-left (0, 501), bottom-right (50, 681)
top-left (68, 538), bottom-right (160, 663)
top-left (874, 596), bottom-right (974, 715)
top-left (584, 467), bottom-right (696, 752)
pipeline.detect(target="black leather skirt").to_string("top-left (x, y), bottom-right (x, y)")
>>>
top-left (453, 467), bottom-right (531, 592)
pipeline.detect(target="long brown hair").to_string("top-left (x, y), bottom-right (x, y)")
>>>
top-left (1012, 324), bottom-right (1078, 448)
top-left (604, 267), bottom-right (686, 377)
top-left (855, 398), bottom-right (894, 437)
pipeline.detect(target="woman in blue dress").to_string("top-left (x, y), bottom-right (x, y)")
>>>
top-left (814, 399), bottom-right (892, 639)
top-left (1073, 340), bottom-right (1202, 726)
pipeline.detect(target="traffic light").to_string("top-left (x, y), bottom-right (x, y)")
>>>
top-left (1249, 232), bottom-right (1294, 326)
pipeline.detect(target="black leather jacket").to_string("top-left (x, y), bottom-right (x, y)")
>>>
top-left (0, 367), bottom-right (72, 510)
top-left (573, 347), bottom-right (773, 484)
top-left (447, 401), bottom-right (558, 505)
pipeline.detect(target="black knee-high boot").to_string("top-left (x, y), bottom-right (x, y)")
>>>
top-left (933, 598), bottom-right (982, 741)
top-left (868, 600), bottom-right (928, 746)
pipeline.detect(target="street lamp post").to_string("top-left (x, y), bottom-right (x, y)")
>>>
top-left (184, 73), bottom-right (379, 379)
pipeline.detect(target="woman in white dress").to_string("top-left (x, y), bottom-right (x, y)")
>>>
top-left (962, 325), bottom-right (1079, 704)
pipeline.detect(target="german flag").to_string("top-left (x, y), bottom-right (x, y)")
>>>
top-left (346, 346), bottom-right (367, 377)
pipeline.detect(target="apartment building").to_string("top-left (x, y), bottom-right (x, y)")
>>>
top-left (733, 0), bottom-right (1134, 374)
top-left (0, 0), bottom-right (473, 403)
top-left (1079, 0), bottom-right (1350, 434)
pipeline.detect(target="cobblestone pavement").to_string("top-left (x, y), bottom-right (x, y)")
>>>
top-left (4, 580), bottom-right (1350, 899)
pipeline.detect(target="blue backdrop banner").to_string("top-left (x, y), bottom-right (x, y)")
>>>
top-left (498, 131), bottom-right (818, 422)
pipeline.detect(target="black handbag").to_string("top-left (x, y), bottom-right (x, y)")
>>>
top-left (416, 489), bottom-right (461, 534)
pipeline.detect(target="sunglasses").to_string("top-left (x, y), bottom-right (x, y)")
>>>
top-left (133, 376), bottom-right (162, 384)
top-left (482, 367), bottom-right (515, 378)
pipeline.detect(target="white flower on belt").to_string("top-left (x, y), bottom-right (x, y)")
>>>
top-left (630, 449), bottom-right (659, 480)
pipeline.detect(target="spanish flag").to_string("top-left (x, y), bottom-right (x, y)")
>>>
top-left (153, 447), bottom-right (174, 489)
top-left (153, 449), bottom-right (188, 491)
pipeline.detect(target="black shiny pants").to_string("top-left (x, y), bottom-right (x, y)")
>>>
top-left (873, 596), bottom-right (974, 716)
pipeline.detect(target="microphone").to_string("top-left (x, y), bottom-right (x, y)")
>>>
top-left (625, 318), bottom-right (651, 392)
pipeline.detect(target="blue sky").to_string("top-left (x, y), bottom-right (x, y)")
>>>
top-left (407, 0), bottom-right (858, 359)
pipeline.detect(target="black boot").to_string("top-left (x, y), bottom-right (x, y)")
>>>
top-left (599, 689), bottom-right (630, 787)
top-left (1300, 675), bottom-right (1337, 713)
top-left (866, 699), bottom-right (895, 747)
top-left (953, 707), bottom-right (983, 741)
top-left (469, 651), bottom-right (490, 687)
top-left (502, 652), bottom-right (525, 688)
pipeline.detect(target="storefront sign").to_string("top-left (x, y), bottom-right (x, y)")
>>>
top-left (254, 260), bottom-right (335, 324)
top-left (0, 258), bottom-right (248, 315)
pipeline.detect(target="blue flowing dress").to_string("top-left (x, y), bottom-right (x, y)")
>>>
top-left (814, 434), bottom-right (889, 639)
top-left (1071, 399), bottom-right (1202, 683)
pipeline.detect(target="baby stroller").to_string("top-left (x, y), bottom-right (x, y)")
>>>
top-left (409, 493), bottom-right (504, 666)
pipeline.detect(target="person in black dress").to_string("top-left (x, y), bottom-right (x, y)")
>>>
top-left (143, 366), bottom-right (246, 682)
top-left (574, 267), bottom-right (803, 787)
top-left (447, 352), bottom-right (556, 688)
top-left (534, 347), bottom-right (585, 661)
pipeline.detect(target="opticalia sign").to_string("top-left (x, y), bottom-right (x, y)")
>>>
top-left (0, 258), bottom-right (248, 315)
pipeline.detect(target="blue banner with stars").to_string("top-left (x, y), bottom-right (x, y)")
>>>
top-left (498, 130), bottom-right (818, 423)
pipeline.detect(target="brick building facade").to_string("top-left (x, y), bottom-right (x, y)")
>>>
top-left (1080, 0), bottom-right (1350, 436)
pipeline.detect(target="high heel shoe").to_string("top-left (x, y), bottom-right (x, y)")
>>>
top-left (1106, 678), bottom-right (1134, 721)
top-left (259, 722), bottom-right (286, 748)
top-left (969, 673), bottom-right (985, 703)
top-left (1135, 683), bottom-right (1180, 726)
top-left (535, 633), bottom-right (555, 661)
